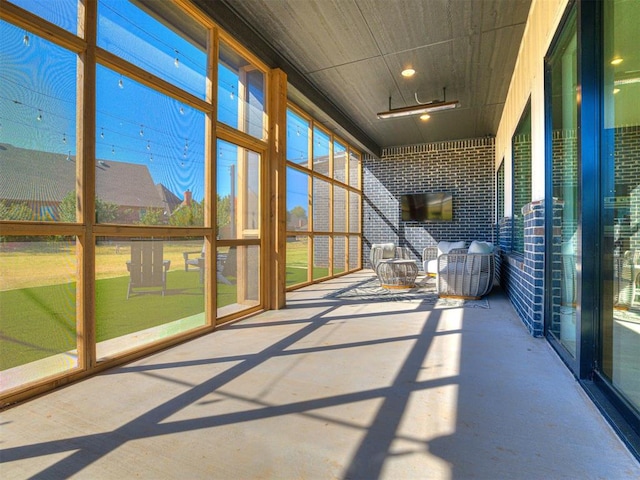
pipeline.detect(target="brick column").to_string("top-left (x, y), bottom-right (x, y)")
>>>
top-left (502, 200), bottom-right (545, 336)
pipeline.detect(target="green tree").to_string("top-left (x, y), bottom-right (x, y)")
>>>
top-left (169, 200), bottom-right (204, 226)
top-left (290, 205), bottom-right (307, 220)
top-left (0, 200), bottom-right (34, 221)
top-left (167, 195), bottom-right (232, 229)
top-left (217, 194), bottom-right (231, 228)
top-left (95, 197), bottom-right (119, 223)
top-left (58, 191), bottom-right (76, 222)
top-left (287, 205), bottom-right (308, 229)
top-left (58, 191), bottom-right (119, 223)
top-left (138, 208), bottom-right (164, 225)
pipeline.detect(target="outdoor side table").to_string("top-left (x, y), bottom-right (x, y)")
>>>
top-left (376, 259), bottom-right (418, 289)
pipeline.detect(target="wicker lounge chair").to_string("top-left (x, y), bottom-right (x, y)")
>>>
top-left (369, 243), bottom-right (412, 269)
top-left (435, 240), bottom-right (496, 299)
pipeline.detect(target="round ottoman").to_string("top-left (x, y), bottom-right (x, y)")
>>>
top-left (376, 259), bottom-right (418, 289)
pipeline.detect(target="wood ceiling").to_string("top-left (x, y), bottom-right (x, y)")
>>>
top-left (198, 0), bottom-right (531, 155)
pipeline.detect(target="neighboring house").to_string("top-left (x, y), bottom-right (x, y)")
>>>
top-left (287, 217), bottom-right (308, 231)
top-left (0, 143), bottom-right (178, 222)
top-left (156, 183), bottom-right (183, 216)
top-left (0, 144), bottom-right (73, 221)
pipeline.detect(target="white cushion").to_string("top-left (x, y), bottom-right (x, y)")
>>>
top-left (437, 240), bottom-right (465, 257)
top-left (370, 243), bottom-right (397, 268)
top-left (468, 240), bottom-right (494, 254)
top-left (378, 243), bottom-right (396, 259)
top-left (425, 259), bottom-right (438, 275)
top-left (466, 241), bottom-right (494, 275)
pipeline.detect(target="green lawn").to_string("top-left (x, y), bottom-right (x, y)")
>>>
top-left (0, 270), bottom-right (239, 370)
top-left (286, 266), bottom-right (309, 286)
top-left (1, 238), bottom-right (346, 370)
top-left (285, 238), bottom-right (342, 286)
top-left (95, 271), bottom-right (205, 340)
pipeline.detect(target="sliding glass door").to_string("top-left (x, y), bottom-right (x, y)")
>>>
top-left (599, 0), bottom-right (640, 417)
top-left (546, 8), bottom-right (578, 357)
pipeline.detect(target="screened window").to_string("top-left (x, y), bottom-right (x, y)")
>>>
top-left (349, 150), bottom-right (361, 188)
top-left (0, 236), bottom-right (78, 389)
top-left (97, 0), bottom-right (208, 99)
top-left (333, 185), bottom-right (347, 232)
top-left (349, 191), bottom-right (361, 233)
top-left (287, 109), bottom-right (310, 168)
top-left (286, 167), bottom-right (310, 232)
top-left (218, 42), bottom-right (266, 140)
top-left (313, 235), bottom-right (330, 281)
top-left (313, 126), bottom-right (331, 176)
top-left (334, 140), bottom-right (347, 183)
top-left (95, 236), bottom-right (206, 360)
top-left (217, 140), bottom-right (261, 239)
top-left (349, 235), bottom-right (360, 271)
top-left (10, 0), bottom-right (79, 35)
top-left (0, 0), bottom-right (272, 401)
top-left (0, 22), bottom-right (77, 222)
top-left (313, 177), bottom-right (330, 232)
top-left (334, 236), bottom-right (346, 275)
top-left (286, 106), bottom-right (362, 288)
top-left (217, 244), bottom-right (261, 317)
top-left (95, 66), bottom-right (206, 225)
top-left (286, 236), bottom-right (309, 287)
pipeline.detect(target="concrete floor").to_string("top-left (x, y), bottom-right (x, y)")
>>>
top-left (2, 271), bottom-right (640, 479)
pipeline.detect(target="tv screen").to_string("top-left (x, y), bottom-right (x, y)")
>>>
top-left (401, 192), bottom-right (453, 221)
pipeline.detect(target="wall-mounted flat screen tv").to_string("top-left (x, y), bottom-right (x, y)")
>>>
top-left (401, 192), bottom-right (453, 221)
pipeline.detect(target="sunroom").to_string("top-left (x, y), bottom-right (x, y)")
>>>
top-left (1, 0), bottom-right (639, 474)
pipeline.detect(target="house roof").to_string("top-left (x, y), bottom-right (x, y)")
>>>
top-left (0, 144), bottom-right (166, 209)
top-left (156, 183), bottom-right (183, 213)
top-left (94, 158), bottom-right (165, 208)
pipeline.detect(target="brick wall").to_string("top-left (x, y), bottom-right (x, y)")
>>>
top-left (513, 133), bottom-right (532, 254)
top-left (501, 126), bottom-right (640, 336)
top-left (500, 130), bottom-right (568, 337)
top-left (363, 137), bottom-right (495, 268)
top-left (361, 127), bottom-right (639, 339)
top-left (501, 200), bottom-right (545, 336)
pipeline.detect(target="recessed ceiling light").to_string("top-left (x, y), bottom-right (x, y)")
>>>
top-left (401, 68), bottom-right (415, 77)
top-left (611, 57), bottom-right (623, 66)
top-left (420, 114), bottom-right (431, 121)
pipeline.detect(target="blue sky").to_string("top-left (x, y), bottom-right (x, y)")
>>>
top-left (1, 0), bottom-right (313, 212)
top-left (1, 1), bottom-right (240, 204)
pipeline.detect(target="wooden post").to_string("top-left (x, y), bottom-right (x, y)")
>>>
top-left (267, 68), bottom-right (288, 309)
top-left (79, 0), bottom-right (97, 370)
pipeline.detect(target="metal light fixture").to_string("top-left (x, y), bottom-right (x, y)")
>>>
top-left (377, 87), bottom-right (458, 119)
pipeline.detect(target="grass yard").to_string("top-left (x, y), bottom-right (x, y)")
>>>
top-left (1, 236), bottom-right (351, 370)
top-left (0, 239), bottom-right (206, 291)
top-left (0, 268), bottom-right (241, 371)
top-left (95, 270), bottom-right (205, 340)
top-left (286, 238), bottom-right (309, 286)
top-left (285, 237), bottom-right (330, 286)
